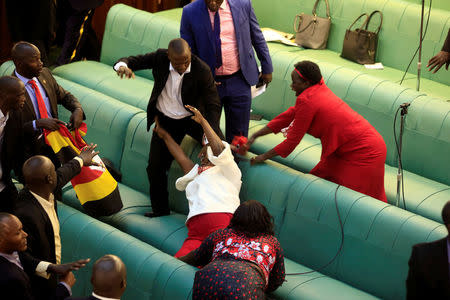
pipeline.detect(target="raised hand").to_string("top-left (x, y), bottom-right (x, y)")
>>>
top-left (116, 66), bottom-right (135, 79)
top-left (185, 105), bottom-right (205, 124)
top-left (79, 144), bottom-right (100, 166)
top-left (47, 258), bottom-right (90, 275)
top-left (427, 51), bottom-right (450, 73)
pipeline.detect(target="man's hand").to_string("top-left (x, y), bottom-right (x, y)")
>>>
top-left (116, 66), bottom-right (135, 79)
top-left (47, 258), bottom-right (90, 275)
top-left (261, 73), bottom-right (273, 87)
top-left (35, 118), bottom-right (66, 131)
top-left (427, 51), bottom-right (450, 73)
top-left (60, 271), bottom-right (76, 288)
top-left (153, 116), bottom-right (169, 139)
top-left (250, 154), bottom-right (266, 165)
top-left (69, 108), bottom-right (83, 129)
top-left (185, 105), bottom-right (205, 124)
top-left (78, 144), bottom-right (99, 166)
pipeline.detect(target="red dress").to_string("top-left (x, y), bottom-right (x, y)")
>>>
top-left (267, 79), bottom-right (387, 202)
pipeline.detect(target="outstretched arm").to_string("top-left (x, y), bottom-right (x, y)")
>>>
top-left (154, 117), bottom-right (195, 174)
top-left (185, 105), bottom-right (224, 156)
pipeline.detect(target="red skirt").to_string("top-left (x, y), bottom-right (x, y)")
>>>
top-left (174, 212), bottom-right (233, 258)
top-left (310, 133), bottom-right (387, 202)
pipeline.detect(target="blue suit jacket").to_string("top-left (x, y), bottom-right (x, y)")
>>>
top-left (180, 0), bottom-right (272, 86)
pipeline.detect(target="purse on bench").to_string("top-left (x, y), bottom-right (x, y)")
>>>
top-left (293, 0), bottom-right (331, 49)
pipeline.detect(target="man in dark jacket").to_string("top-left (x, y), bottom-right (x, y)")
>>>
top-left (406, 200), bottom-right (450, 299)
top-left (114, 38), bottom-right (223, 218)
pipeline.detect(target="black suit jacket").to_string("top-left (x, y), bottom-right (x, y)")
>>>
top-left (67, 296), bottom-right (101, 300)
top-left (13, 159), bottom-right (81, 300)
top-left (443, 28), bottom-right (450, 53)
top-left (0, 253), bottom-right (70, 300)
top-left (406, 237), bottom-right (450, 300)
top-left (116, 49), bottom-right (223, 136)
top-left (5, 67), bottom-right (84, 181)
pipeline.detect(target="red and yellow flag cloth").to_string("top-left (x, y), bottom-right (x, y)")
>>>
top-left (44, 123), bottom-right (123, 217)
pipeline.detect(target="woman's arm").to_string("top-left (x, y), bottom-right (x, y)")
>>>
top-left (154, 117), bottom-right (195, 174)
top-left (186, 105), bottom-right (224, 156)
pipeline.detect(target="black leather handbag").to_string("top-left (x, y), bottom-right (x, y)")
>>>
top-left (341, 11), bottom-right (383, 64)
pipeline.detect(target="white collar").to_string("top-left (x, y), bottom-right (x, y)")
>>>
top-left (220, 0), bottom-right (227, 9)
top-left (0, 108), bottom-right (8, 120)
top-left (30, 190), bottom-right (55, 209)
top-left (92, 292), bottom-right (121, 300)
top-left (169, 62), bottom-right (191, 75)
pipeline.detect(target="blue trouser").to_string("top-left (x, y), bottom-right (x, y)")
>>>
top-left (216, 70), bottom-right (252, 143)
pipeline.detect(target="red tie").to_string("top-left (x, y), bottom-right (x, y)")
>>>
top-left (28, 80), bottom-right (48, 119)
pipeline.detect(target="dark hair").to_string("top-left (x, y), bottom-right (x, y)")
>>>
top-left (294, 61), bottom-right (322, 85)
top-left (229, 200), bottom-right (275, 238)
top-left (442, 201), bottom-right (450, 226)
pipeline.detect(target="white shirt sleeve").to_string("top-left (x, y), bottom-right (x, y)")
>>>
top-left (207, 141), bottom-right (234, 166)
top-left (35, 261), bottom-right (51, 279)
top-left (175, 164), bottom-right (199, 191)
top-left (114, 61), bottom-right (128, 71)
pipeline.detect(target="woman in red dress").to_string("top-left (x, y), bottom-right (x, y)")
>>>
top-left (248, 61), bottom-right (387, 202)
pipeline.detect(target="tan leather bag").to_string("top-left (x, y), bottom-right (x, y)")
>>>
top-left (293, 0), bottom-right (331, 49)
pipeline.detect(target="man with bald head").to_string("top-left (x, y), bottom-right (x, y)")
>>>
top-left (6, 41), bottom-right (85, 182)
top-left (113, 38), bottom-right (223, 218)
top-left (13, 146), bottom-right (98, 300)
top-left (0, 76), bottom-right (26, 212)
top-left (68, 254), bottom-right (127, 300)
top-left (0, 213), bottom-right (90, 300)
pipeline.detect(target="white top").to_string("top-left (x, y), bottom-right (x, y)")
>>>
top-left (30, 191), bottom-right (62, 264)
top-left (92, 292), bottom-right (121, 300)
top-left (176, 141), bottom-right (241, 222)
top-left (0, 109), bottom-right (9, 192)
top-left (114, 62), bottom-right (191, 119)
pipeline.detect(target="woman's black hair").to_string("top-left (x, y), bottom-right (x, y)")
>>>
top-left (228, 200), bottom-right (275, 238)
top-left (294, 60), bottom-right (322, 85)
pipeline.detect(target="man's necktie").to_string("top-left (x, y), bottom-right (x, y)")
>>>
top-left (214, 11), bottom-right (222, 68)
top-left (28, 80), bottom-right (49, 119)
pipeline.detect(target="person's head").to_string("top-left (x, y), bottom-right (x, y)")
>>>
top-left (168, 38), bottom-right (191, 75)
top-left (229, 200), bottom-right (274, 238)
top-left (205, 0), bottom-right (224, 12)
top-left (22, 155), bottom-right (57, 194)
top-left (0, 213), bottom-right (28, 254)
top-left (11, 42), bottom-right (43, 79)
top-left (291, 61), bottom-right (322, 96)
top-left (0, 76), bottom-right (26, 113)
top-left (91, 254), bottom-right (127, 299)
top-left (442, 201), bottom-right (450, 234)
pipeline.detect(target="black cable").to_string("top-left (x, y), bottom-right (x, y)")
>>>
top-left (400, 0), bottom-right (432, 85)
top-left (393, 107), bottom-right (407, 210)
top-left (286, 185), bottom-right (343, 276)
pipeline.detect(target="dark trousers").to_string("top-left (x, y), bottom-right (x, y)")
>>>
top-left (146, 111), bottom-right (203, 214)
top-left (0, 183), bottom-right (18, 213)
top-left (216, 70), bottom-right (252, 143)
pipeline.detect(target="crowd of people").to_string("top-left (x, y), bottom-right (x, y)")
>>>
top-left (0, 0), bottom-right (449, 299)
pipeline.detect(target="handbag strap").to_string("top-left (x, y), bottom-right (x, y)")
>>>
top-left (348, 13), bottom-right (369, 31)
top-left (364, 10), bottom-right (383, 34)
top-left (312, 0), bottom-right (331, 19)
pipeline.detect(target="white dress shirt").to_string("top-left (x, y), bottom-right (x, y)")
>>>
top-left (113, 62), bottom-right (191, 119)
top-left (176, 142), bottom-right (241, 222)
top-left (0, 109), bottom-right (9, 192)
top-left (30, 191), bottom-right (62, 264)
top-left (92, 292), bottom-right (121, 300)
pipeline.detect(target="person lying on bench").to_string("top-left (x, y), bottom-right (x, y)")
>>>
top-left (153, 105), bottom-right (241, 258)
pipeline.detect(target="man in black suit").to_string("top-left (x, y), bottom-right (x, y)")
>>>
top-left (13, 146), bottom-right (98, 300)
top-left (406, 200), bottom-right (450, 299)
top-left (0, 212), bottom-right (90, 300)
top-left (6, 41), bottom-right (85, 182)
top-left (68, 254), bottom-right (127, 300)
top-left (0, 76), bottom-right (26, 212)
top-left (114, 38), bottom-right (223, 218)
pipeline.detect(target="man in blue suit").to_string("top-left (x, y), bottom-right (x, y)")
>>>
top-left (181, 0), bottom-right (273, 143)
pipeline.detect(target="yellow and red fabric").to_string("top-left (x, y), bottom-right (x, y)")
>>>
top-left (44, 123), bottom-right (122, 217)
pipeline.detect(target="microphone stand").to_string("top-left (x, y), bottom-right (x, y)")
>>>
top-left (417, 0), bottom-right (425, 91)
top-left (396, 103), bottom-right (410, 208)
